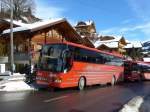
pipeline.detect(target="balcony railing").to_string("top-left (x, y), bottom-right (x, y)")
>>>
top-left (14, 53), bottom-right (30, 63)
top-left (0, 52), bottom-right (35, 64)
top-left (0, 57), bottom-right (8, 63)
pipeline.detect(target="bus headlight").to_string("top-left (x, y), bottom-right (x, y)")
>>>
top-left (54, 78), bottom-right (62, 83)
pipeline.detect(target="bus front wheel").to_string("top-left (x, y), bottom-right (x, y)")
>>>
top-left (78, 77), bottom-right (86, 90)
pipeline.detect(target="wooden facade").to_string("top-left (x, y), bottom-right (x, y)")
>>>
top-left (0, 18), bottom-right (95, 71)
top-left (96, 37), bottom-right (127, 54)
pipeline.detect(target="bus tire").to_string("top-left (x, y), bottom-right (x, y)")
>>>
top-left (78, 77), bottom-right (86, 90)
top-left (111, 76), bottom-right (116, 86)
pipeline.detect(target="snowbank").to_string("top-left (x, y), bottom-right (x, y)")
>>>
top-left (119, 96), bottom-right (144, 112)
top-left (0, 73), bottom-right (36, 92)
top-left (8, 73), bottom-right (25, 81)
top-left (120, 95), bottom-right (150, 112)
top-left (139, 95), bottom-right (150, 111)
top-left (0, 81), bottom-right (35, 92)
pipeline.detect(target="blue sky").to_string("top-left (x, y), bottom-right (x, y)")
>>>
top-left (35, 0), bottom-right (150, 42)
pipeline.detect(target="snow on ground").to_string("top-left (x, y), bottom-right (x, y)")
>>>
top-left (0, 73), bottom-right (36, 92)
top-left (0, 81), bottom-right (35, 92)
top-left (119, 96), bottom-right (144, 112)
top-left (8, 73), bottom-right (25, 81)
top-left (119, 95), bottom-right (150, 112)
top-left (139, 95), bottom-right (150, 112)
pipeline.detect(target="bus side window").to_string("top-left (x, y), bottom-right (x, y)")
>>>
top-left (75, 54), bottom-right (82, 62)
top-left (82, 56), bottom-right (87, 62)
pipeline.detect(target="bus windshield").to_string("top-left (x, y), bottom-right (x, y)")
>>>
top-left (38, 44), bottom-right (66, 72)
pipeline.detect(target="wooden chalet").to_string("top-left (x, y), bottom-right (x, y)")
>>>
top-left (75, 21), bottom-right (97, 40)
top-left (0, 18), bottom-right (94, 72)
top-left (95, 36), bottom-right (127, 54)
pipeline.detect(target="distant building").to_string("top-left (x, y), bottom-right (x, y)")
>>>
top-left (123, 41), bottom-right (142, 60)
top-left (94, 36), bottom-right (127, 54)
top-left (124, 41), bottom-right (142, 54)
top-left (142, 41), bottom-right (150, 62)
top-left (74, 20), bottom-right (99, 43)
top-left (142, 41), bottom-right (150, 57)
top-left (74, 21), bottom-right (129, 55)
top-left (75, 20), bottom-right (96, 37)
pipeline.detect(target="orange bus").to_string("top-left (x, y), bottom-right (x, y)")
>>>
top-left (138, 62), bottom-right (150, 80)
top-left (36, 42), bottom-right (124, 90)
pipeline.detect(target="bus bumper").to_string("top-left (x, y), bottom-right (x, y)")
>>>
top-left (49, 82), bottom-right (77, 88)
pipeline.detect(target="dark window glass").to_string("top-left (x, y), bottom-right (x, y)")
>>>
top-left (69, 45), bottom-right (123, 66)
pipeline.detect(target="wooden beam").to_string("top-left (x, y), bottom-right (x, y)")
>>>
top-left (44, 32), bottom-right (46, 44)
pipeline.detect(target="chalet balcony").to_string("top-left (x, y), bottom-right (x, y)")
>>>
top-left (14, 53), bottom-right (30, 64)
top-left (0, 57), bottom-right (8, 64)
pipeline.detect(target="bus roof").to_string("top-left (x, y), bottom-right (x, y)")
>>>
top-left (41, 41), bottom-right (123, 58)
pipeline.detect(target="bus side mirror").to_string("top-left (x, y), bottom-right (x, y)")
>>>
top-left (64, 68), bottom-right (68, 74)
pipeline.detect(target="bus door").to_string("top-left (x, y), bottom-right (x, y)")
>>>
top-left (62, 49), bottom-right (73, 73)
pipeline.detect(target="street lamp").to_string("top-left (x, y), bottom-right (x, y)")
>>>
top-left (10, 0), bottom-right (14, 75)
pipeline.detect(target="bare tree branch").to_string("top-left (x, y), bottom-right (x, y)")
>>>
top-left (0, 0), bottom-right (36, 23)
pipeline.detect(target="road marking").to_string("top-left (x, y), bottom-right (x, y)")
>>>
top-left (44, 96), bottom-right (68, 103)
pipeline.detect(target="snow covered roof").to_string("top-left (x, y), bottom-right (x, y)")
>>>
top-left (124, 41), bottom-right (142, 48)
top-left (143, 57), bottom-right (150, 62)
top-left (95, 41), bottom-right (118, 48)
top-left (75, 20), bottom-right (94, 26)
top-left (94, 36), bottom-right (124, 48)
top-left (111, 36), bottom-right (122, 41)
top-left (5, 19), bottom-right (27, 26)
top-left (125, 40), bottom-right (131, 44)
top-left (3, 18), bottom-right (66, 34)
top-left (142, 51), bottom-right (149, 54)
top-left (85, 20), bottom-right (94, 25)
top-left (81, 35), bottom-right (85, 38)
top-left (3, 27), bottom-right (29, 34)
top-left (102, 42), bottom-right (118, 48)
top-left (94, 35), bottom-right (129, 49)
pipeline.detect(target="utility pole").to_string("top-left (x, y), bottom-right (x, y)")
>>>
top-left (10, 0), bottom-right (14, 75)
